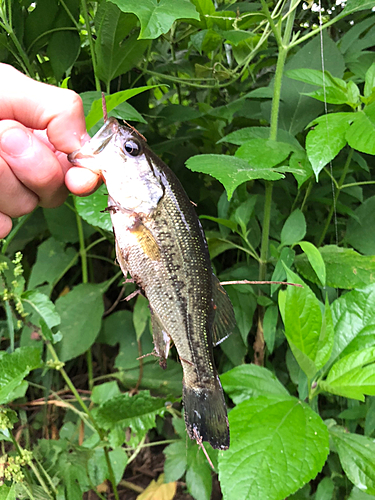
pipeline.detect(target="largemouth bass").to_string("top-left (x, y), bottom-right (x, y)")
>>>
top-left (68, 118), bottom-right (235, 449)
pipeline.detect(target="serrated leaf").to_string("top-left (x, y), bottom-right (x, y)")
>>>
top-left (55, 283), bottom-right (105, 362)
top-left (220, 364), bottom-right (289, 404)
top-left (320, 347), bottom-right (375, 400)
top-left (296, 245), bottom-right (375, 289)
top-left (185, 154), bottom-right (284, 200)
top-left (96, 391), bottom-right (169, 435)
top-left (298, 241), bottom-right (326, 286)
top-left (330, 425), bottom-right (375, 494)
top-left (21, 290), bottom-right (61, 330)
top-left (235, 138), bottom-right (293, 168)
top-left (330, 283), bottom-right (375, 364)
top-left (74, 185), bottom-right (112, 232)
top-left (306, 113), bottom-right (353, 179)
top-left (218, 395), bottom-right (329, 500)
top-left (109, 0), bottom-right (199, 39)
top-left (280, 209), bottom-right (306, 246)
top-left (0, 347), bottom-right (41, 404)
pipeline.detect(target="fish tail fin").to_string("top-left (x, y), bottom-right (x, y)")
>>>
top-left (183, 376), bottom-right (229, 450)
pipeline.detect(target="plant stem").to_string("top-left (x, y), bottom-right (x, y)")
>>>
top-left (317, 148), bottom-right (353, 247)
top-left (4, 300), bottom-right (14, 352)
top-left (76, 211), bottom-right (88, 284)
top-left (80, 0), bottom-right (101, 92)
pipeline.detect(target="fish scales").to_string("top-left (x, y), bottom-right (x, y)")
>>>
top-left (68, 118), bottom-right (235, 449)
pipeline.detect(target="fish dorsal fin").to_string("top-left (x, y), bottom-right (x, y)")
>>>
top-left (211, 275), bottom-right (236, 346)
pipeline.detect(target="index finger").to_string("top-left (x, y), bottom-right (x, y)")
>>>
top-left (0, 64), bottom-right (87, 154)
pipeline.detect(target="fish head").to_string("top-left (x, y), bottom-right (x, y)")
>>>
top-left (68, 117), bottom-right (163, 214)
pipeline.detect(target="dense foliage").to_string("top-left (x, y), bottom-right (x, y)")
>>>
top-left (1, 0), bottom-right (375, 498)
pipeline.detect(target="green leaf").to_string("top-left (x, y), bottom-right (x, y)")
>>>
top-left (55, 283), bottom-right (105, 362)
top-left (74, 185), bottom-right (112, 232)
top-left (315, 477), bottom-right (335, 500)
top-left (306, 113), bottom-right (353, 179)
top-left (320, 347), bottom-right (375, 401)
top-left (200, 216), bottom-right (238, 232)
top-left (346, 196), bottom-right (375, 255)
top-left (218, 127), bottom-right (303, 151)
top-left (185, 154), bottom-right (284, 200)
top-left (346, 102), bottom-right (375, 155)
top-left (298, 241), bottom-right (326, 286)
top-left (133, 294), bottom-right (150, 341)
top-left (270, 247), bottom-right (295, 295)
top-left (91, 381), bottom-right (121, 405)
top-left (0, 347), bottom-right (41, 404)
top-left (221, 364), bottom-right (289, 404)
top-left (263, 304), bottom-right (278, 353)
top-left (164, 441), bottom-right (187, 482)
top-left (186, 444), bottom-right (213, 500)
top-left (0, 485), bottom-right (15, 500)
top-left (47, 31), bottom-right (80, 82)
top-left (95, 4), bottom-right (150, 87)
top-left (296, 245), bottom-right (375, 289)
top-left (281, 269), bottom-right (331, 379)
top-left (330, 284), bottom-right (375, 363)
top-left (286, 68), bottom-right (346, 89)
top-left (289, 151), bottom-right (314, 188)
top-left (280, 209), bottom-right (306, 247)
top-left (43, 203), bottom-right (80, 243)
top-left (342, 0), bottom-right (375, 15)
top-left (218, 395), bottom-right (329, 500)
top-left (235, 138), bottom-right (293, 168)
top-left (96, 391), bottom-right (169, 435)
top-left (364, 62), bottom-right (375, 98)
top-left (85, 87), bottom-right (156, 130)
top-left (27, 237), bottom-right (78, 295)
top-left (109, 0), bottom-right (200, 39)
top-left (330, 425), bottom-right (375, 494)
top-left (22, 290), bottom-right (61, 330)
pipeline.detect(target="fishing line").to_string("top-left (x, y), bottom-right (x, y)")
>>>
top-left (318, 0), bottom-right (339, 247)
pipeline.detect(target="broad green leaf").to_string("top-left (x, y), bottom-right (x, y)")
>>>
top-left (364, 62), bottom-right (375, 98)
top-left (298, 241), bottom-right (326, 286)
top-left (306, 113), bottom-right (353, 179)
top-left (0, 485), bottom-right (15, 500)
top-left (342, 0), bottom-right (375, 15)
top-left (0, 347), bottom-right (41, 404)
top-left (185, 154), bottom-right (284, 200)
top-left (186, 444), bottom-right (213, 500)
top-left (91, 381), bottom-right (121, 405)
top-left (225, 286), bottom-right (257, 345)
top-left (281, 269), bottom-right (327, 379)
top-left (346, 102), bottom-right (375, 155)
top-left (263, 304), bottom-right (278, 353)
top-left (286, 68), bottom-right (347, 90)
top-left (133, 294), bottom-right (150, 340)
top-left (280, 209), bottom-right (306, 247)
top-left (200, 216), bottom-right (238, 232)
top-left (320, 347), bottom-right (375, 401)
top-left (218, 395), bottom-right (329, 500)
top-left (22, 290), bottom-right (61, 330)
top-left (27, 237), bottom-right (78, 295)
top-left (346, 196), bottom-right (375, 255)
top-left (289, 151), bottom-right (314, 188)
top-left (304, 87), bottom-right (349, 106)
top-left (95, 4), bottom-right (150, 87)
top-left (330, 284), bottom-right (375, 364)
top-left (235, 138), bottom-right (293, 168)
top-left (109, 0), bottom-right (200, 39)
top-left (47, 31), bottom-right (80, 82)
top-left (330, 425), bottom-right (375, 494)
top-left (218, 127), bottom-right (303, 151)
top-left (55, 283), bottom-right (105, 362)
top-left (315, 477), bottom-right (335, 500)
top-left (296, 245), bottom-right (375, 289)
top-left (220, 364), bottom-right (289, 404)
top-left (85, 87), bottom-right (155, 130)
top-left (349, 487), bottom-right (375, 500)
top-left (96, 391), bottom-right (169, 436)
top-left (74, 185), bottom-right (112, 232)
top-left (88, 447), bottom-right (127, 487)
top-left (164, 441), bottom-right (187, 482)
top-left (43, 203), bottom-right (80, 244)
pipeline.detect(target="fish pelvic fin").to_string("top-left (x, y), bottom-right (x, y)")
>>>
top-left (183, 376), bottom-right (229, 450)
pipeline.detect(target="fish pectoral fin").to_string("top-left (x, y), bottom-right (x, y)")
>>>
top-left (150, 308), bottom-right (171, 369)
top-left (131, 223), bottom-right (161, 261)
top-left (211, 274), bottom-right (236, 346)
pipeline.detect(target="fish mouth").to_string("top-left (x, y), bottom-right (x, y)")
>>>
top-left (68, 117), bottom-right (119, 169)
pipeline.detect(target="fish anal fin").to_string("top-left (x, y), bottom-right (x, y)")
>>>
top-left (130, 222), bottom-right (161, 261)
top-left (150, 308), bottom-right (171, 370)
top-left (211, 274), bottom-right (236, 346)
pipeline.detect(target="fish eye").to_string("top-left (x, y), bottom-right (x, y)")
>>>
top-left (123, 139), bottom-right (142, 157)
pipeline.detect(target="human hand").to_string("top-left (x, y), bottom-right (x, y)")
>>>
top-left (0, 63), bottom-right (101, 239)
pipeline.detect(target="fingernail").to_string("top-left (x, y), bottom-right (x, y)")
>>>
top-left (0, 128), bottom-right (33, 157)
